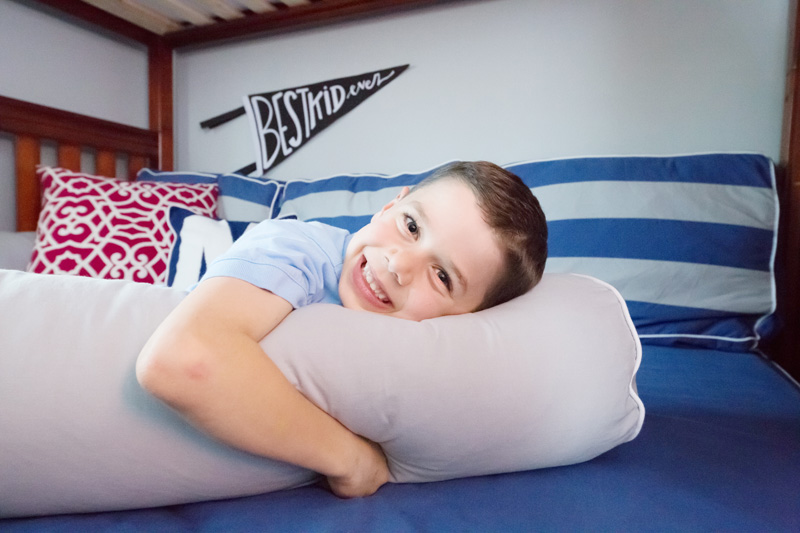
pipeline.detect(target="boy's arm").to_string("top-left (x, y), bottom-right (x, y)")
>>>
top-left (136, 276), bottom-right (388, 497)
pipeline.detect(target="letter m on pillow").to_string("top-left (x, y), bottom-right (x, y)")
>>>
top-left (167, 207), bottom-right (255, 290)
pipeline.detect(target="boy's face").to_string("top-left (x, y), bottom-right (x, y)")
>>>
top-left (339, 178), bottom-right (503, 321)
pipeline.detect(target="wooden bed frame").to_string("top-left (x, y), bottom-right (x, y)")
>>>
top-left (0, 95), bottom-right (160, 233)
top-left (1, 0), bottom-right (799, 380)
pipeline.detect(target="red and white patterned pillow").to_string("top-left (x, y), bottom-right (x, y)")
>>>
top-left (28, 167), bottom-right (218, 284)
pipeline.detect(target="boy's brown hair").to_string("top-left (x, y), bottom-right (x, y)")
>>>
top-left (413, 161), bottom-right (548, 311)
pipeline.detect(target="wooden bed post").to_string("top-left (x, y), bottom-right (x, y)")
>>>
top-left (778, 0), bottom-right (800, 380)
top-left (148, 40), bottom-right (174, 172)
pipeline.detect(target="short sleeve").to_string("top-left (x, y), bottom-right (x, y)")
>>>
top-left (199, 219), bottom-right (352, 308)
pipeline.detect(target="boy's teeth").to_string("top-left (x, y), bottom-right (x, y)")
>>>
top-left (362, 263), bottom-right (388, 302)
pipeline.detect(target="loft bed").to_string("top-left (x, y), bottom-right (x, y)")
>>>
top-left (1, 1), bottom-right (799, 530)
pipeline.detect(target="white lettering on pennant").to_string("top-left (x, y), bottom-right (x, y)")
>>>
top-left (250, 95), bottom-right (280, 170)
top-left (347, 70), bottom-right (396, 99)
top-left (284, 90), bottom-right (303, 149)
top-left (248, 67), bottom-right (405, 173)
top-left (331, 85), bottom-right (346, 113)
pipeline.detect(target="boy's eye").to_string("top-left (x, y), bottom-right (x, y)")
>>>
top-left (436, 269), bottom-right (452, 291)
top-left (405, 215), bottom-right (419, 235)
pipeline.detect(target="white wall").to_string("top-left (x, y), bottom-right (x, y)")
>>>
top-left (0, 0), bottom-right (149, 126)
top-left (0, 0), bottom-right (149, 230)
top-left (175, 0), bottom-right (791, 181)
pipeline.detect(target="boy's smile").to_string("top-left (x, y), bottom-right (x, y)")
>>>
top-left (359, 257), bottom-right (392, 303)
top-left (339, 179), bottom-right (503, 321)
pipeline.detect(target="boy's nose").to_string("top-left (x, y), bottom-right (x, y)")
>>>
top-left (386, 249), bottom-right (417, 286)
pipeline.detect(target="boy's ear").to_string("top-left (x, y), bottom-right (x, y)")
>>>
top-left (374, 186), bottom-right (410, 219)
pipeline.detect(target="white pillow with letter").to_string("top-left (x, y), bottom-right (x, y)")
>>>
top-left (166, 207), bottom-right (256, 290)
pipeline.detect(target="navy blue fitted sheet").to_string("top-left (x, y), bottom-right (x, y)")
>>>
top-left (4, 345), bottom-right (799, 532)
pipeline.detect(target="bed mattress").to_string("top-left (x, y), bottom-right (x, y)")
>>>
top-left (3, 345), bottom-right (799, 532)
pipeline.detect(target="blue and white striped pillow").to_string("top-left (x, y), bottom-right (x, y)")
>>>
top-left (511, 154), bottom-right (777, 351)
top-left (276, 169), bottom-right (438, 231)
top-left (274, 154), bottom-right (777, 351)
top-left (138, 169), bottom-right (283, 223)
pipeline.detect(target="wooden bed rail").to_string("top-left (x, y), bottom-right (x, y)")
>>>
top-left (774, 0), bottom-right (800, 380)
top-left (0, 95), bottom-right (160, 231)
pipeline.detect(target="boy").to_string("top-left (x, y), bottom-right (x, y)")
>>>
top-left (136, 161), bottom-right (548, 498)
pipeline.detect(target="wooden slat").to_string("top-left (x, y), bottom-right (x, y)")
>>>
top-left (15, 135), bottom-right (41, 232)
top-left (164, 0), bottom-right (465, 48)
top-left (81, 0), bottom-right (183, 35)
top-left (30, 0), bottom-right (159, 45)
top-left (237, 0), bottom-right (277, 14)
top-left (149, 0), bottom-right (216, 26)
top-left (96, 149), bottom-right (117, 177)
top-left (128, 155), bottom-right (149, 180)
top-left (1, 94), bottom-right (162, 230)
top-left (190, 0), bottom-right (244, 21)
top-left (0, 95), bottom-right (159, 162)
top-left (58, 144), bottom-right (82, 171)
top-left (31, 0), bottom-right (465, 48)
top-left (36, 0), bottom-right (465, 49)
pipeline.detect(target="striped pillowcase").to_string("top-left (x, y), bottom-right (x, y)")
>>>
top-left (276, 169), bottom-right (438, 231)
top-left (274, 154), bottom-right (778, 351)
top-left (137, 169), bottom-right (283, 223)
top-left (508, 154), bottom-right (778, 351)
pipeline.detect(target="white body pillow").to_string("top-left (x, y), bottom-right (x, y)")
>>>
top-left (0, 270), bottom-right (643, 517)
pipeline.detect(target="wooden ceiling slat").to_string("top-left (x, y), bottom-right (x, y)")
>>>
top-left (235, 0), bottom-right (278, 14)
top-left (83, 0), bottom-right (182, 34)
top-left (31, 0), bottom-right (160, 45)
top-left (191, 0), bottom-right (246, 20)
top-left (138, 0), bottom-right (215, 26)
top-left (35, 0), bottom-right (467, 48)
top-left (164, 0), bottom-right (465, 48)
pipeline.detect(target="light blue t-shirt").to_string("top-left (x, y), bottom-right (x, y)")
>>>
top-left (199, 219), bottom-right (352, 309)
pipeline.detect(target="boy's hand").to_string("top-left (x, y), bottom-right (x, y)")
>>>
top-left (327, 437), bottom-right (390, 498)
